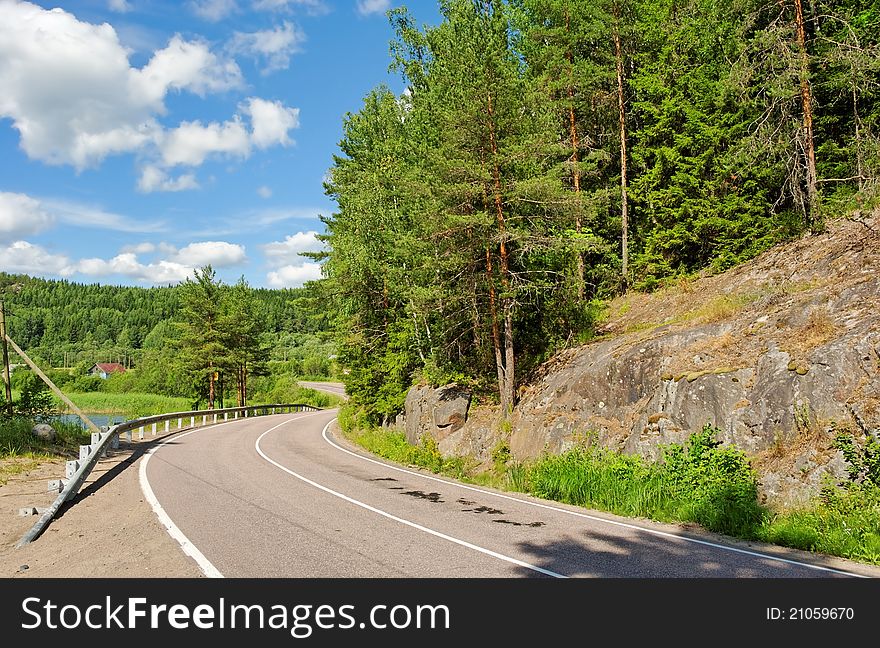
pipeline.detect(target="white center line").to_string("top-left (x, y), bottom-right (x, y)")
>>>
top-left (321, 419), bottom-right (867, 578)
top-left (255, 417), bottom-right (566, 579)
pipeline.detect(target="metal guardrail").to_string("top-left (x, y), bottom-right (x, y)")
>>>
top-left (17, 403), bottom-right (321, 548)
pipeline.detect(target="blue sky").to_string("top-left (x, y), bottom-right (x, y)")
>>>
top-left (0, 0), bottom-right (440, 288)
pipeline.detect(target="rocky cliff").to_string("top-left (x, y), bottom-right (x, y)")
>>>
top-left (402, 210), bottom-right (880, 509)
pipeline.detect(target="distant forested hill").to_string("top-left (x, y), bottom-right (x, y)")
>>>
top-left (0, 272), bottom-right (329, 369)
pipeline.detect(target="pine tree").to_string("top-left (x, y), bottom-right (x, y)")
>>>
top-left (175, 266), bottom-right (226, 409)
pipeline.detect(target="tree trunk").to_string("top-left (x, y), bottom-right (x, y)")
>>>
top-left (613, 5), bottom-right (630, 286)
top-left (487, 90), bottom-right (515, 414)
top-left (794, 0), bottom-right (819, 228)
top-left (566, 9), bottom-right (585, 302)
top-left (485, 246), bottom-right (506, 412)
top-left (208, 370), bottom-right (215, 410)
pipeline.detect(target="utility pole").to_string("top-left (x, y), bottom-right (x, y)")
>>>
top-left (1, 300), bottom-right (12, 415)
top-left (4, 334), bottom-right (100, 434)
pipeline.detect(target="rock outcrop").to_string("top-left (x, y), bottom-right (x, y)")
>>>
top-left (401, 212), bottom-right (880, 508)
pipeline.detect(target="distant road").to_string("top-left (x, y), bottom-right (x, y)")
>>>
top-left (298, 380), bottom-right (347, 398)
top-left (141, 410), bottom-right (872, 578)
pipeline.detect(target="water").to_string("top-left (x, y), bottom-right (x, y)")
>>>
top-left (53, 413), bottom-right (129, 430)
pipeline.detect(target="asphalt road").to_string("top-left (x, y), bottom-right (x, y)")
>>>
top-left (297, 381), bottom-right (347, 398)
top-left (140, 410), bottom-right (872, 578)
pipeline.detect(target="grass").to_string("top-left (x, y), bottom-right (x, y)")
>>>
top-left (51, 388), bottom-right (341, 419)
top-left (758, 484), bottom-right (880, 564)
top-left (347, 420), bottom-right (880, 566)
top-left (0, 416), bottom-right (91, 484)
top-left (349, 426), bottom-right (476, 481)
top-left (53, 392), bottom-right (191, 418)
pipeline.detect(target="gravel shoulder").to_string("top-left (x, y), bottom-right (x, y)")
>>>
top-left (0, 429), bottom-right (205, 579)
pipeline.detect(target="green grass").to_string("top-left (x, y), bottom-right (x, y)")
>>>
top-left (54, 392), bottom-right (191, 418)
top-left (0, 416), bottom-right (91, 483)
top-left (523, 428), bottom-right (765, 538)
top-left (350, 426), bottom-right (476, 481)
top-left (346, 421), bottom-right (880, 566)
top-left (55, 388), bottom-right (341, 419)
top-left (758, 483), bottom-right (880, 564)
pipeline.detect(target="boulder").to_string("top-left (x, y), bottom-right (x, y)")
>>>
top-left (32, 423), bottom-right (56, 442)
top-left (404, 384), bottom-right (472, 445)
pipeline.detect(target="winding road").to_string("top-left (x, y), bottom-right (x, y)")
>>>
top-left (139, 398), bottom-right (868, 578)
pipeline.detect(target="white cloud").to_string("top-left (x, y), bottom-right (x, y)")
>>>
top-left (253, 0), bottom-right (329, 15)
top-left (229, 21), bottom-right (305, 74)
top-left (0, 241), bottom-right (72, 275)
top-left (134, 35), bottom-right (243, 104)
top-left (108, 0), bottom-right (133, 12)
top-left (0, 2), bottom-right (243, 174)
top-left (242, 98), bottom-right (300, 148)
top-left (138, 166), bottom-right (200, 193)
top-left (120, 242), bottom-right (157, 255)
top-left (262, 231), bottom-right (322, 264)
top-left (189, 0), bottom-right (238, 21)
top-left (357, 0), bottom-right (390, 16)
top-left (0, 192), bottom-right (54, 240)
top-left (267, 263), bottom-right (322, 288)
top-left (168, 241), bottom-right (247, 267)
top-left (74, 253), bottom-right (194, 284)
top-left (159, 117), bottom-right (251, 167)
top-left (149, 98), bottom-right (299, 172)
top-left (263, 231), bottom-right (323, 287)
top-left (0, 191), bottom-right (165, 235)
top-left (257, 186), bottom-right (273, 198)
top-left (0, 237), bottom-right (250, 285)
top-left (41, 198), bottom-right (166, 233)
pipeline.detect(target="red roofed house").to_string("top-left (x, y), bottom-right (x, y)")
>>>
top-left (88, 363), bottom-right (127, 379)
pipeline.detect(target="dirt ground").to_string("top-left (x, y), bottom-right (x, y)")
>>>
top-left (0, 429), bottom-right (205, 579)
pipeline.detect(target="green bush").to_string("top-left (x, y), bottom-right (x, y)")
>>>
top-left (760, 483), bottom-right (880, 564)
top-left (68, 374), bottom-right (104, 393)
top-left (506, 425), bottom-right (764, 538)
top-left (14, 372), bottom-right (55, 417)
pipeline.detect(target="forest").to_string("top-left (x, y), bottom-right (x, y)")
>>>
top-left (0, 269), bottom-right (338, 413)
top-left (319, 0), bottom-right (880, 425)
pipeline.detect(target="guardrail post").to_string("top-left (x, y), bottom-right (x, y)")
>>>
top-left (126, 428), bottom-right (132, 443)
top-left (138, 426), bottom-right (144, 441)
top-left (111, 433), bottom-right (119, 450)
top-left (165, 420), bottom-right (170, 434)
top-left (152, 422), bottom-right (157, 436)
top-left (65, 460), bottom-right (80, 479)
top-left (91, 433), bottom-right (105, 457)
top-left (202, 414), bottom-right (207, 426)
top-left (213, 413), bottom-right (218, 423)
top-left (224, 412), bottom-right (228, 421)
top-left (190, 416), bottom-right (195, 428)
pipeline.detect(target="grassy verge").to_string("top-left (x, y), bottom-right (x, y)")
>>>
top-left (56, 389), bottom-right (341, 418)
top-left (758, 484), bottom-right (880, 564)
top-left (344, 414), bottom-right (880, 566)
top-left (54, 392), bottom-right (191, 418)
top-left (0, 416), bottom-right (91, 485)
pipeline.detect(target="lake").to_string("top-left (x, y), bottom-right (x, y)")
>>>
top-left (54, 412), bottom-right (130, 430)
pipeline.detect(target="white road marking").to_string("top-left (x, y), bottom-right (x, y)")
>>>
top-left (321, 420), bottom-right (868, 578)
top-left (255, 418), bottom-right (567, 579)
top-left (140, 412), bottom-right (322, 579)
top-left (140, 425), bottom-right (225, 578)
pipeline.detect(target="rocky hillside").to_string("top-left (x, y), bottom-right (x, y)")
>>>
top-left (403, 210), bottom-right (880, 509)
